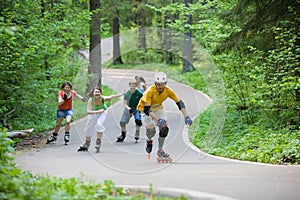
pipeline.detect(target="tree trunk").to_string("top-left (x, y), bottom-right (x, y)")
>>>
top-left (165, 12), bottom-right (173, 64)
top-left (41, 1), bottom-right (50, 80)
top-left (113, 10), bottom-right (123, 65)
top-left (138, 27), bottom-right (146, 50)
top-left (135, 0), bottom-right (146, 63)
top-left (165, 28), bottom-right (172, 64)
top-left (165, 0), bottom-right (178, 64)
top-left (88, 0), bottom-right (102, 93)
top-left (182, 0), bottom-right (194, 73)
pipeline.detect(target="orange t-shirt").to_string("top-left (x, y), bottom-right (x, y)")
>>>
top-left (58, 90), bottom-right (77, 110)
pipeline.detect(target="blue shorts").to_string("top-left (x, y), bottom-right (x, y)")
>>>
top-left (56, 109), bottom-right (73, 118)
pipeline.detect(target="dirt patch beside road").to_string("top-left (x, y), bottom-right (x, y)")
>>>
top-left (13, 131), bottom-right (51, 154)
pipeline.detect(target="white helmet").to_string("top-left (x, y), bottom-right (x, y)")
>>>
top-left (154, 72), bottom-right (167, 83)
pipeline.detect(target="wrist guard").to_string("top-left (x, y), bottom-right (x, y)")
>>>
top-left (63, 93), bottom-right (68, 100)
top-left (185, 116), bottom-right (192, 126)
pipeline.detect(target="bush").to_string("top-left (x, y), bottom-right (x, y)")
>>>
top-left (191, 106), bottom-right (300, 164)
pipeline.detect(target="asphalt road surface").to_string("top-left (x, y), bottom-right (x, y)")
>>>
top-left (14, 38), bottom-right (300, 200)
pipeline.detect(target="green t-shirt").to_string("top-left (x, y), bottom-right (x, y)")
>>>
top-left (124, 89), bottom-right (143, 108)
top-left (92, 96), bottom-right (107, 110)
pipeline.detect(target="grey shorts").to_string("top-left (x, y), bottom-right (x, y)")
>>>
top-left (142, 109), bottom-right (166, 126)
top-left (120, 108), bottom-right (141, 124)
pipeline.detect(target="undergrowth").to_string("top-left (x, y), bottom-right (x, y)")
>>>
top-left (191, 105), bottom-right (300, 165)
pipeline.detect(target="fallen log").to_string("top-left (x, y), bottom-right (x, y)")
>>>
top-left (7, 128), bottom-right (34, 139)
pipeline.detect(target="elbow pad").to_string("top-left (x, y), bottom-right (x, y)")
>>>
top-left (144, 106), bottom-right (151, 116)
top-left (176, 99), bottom-right (186, 110)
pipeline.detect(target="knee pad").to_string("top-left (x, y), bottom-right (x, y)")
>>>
top-left (120, 121), bottom-right (126, 128)
top-left (146, 128), bottom-right (156, 138)
top-left (135, 119), bottom-right (142, 126)
top-left (159, 127), bottom-right (169, 137)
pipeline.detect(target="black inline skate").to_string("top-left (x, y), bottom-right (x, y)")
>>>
top-left (46, 132), bottom-right (58, 144)
top-left (95, 138), bottom-right (101, 153)
top-left (64, 132), bottom-right (70, 145)
top-left (146, 139), bottom-right (153, 153)
top-left (77, 140), bottom-right (90, 152)
top-left (134, 130), bottom-right (140, 143)
top-left (146, 139), bottom-right (153, 159)
top-left (116, 131), bottom-right (126, 142)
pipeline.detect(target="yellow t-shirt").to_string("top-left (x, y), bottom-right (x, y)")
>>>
top-left (137, 85), bottom-right (179, 112)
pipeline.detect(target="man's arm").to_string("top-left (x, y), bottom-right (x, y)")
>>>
top-left (176, 99), bottom-right (192, 126)
top-left (123, 100), bottom-right (130, 110)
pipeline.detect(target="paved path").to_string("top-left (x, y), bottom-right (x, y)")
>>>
top-left (15, 38), bottom-right (300, 200)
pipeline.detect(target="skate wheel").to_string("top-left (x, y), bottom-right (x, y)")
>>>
top-left (156, 156), bottom-right (172, 164)
top-left (156, 157), bottom-right (162, 163)
top-left (77, 148), bottom-right (88, 152)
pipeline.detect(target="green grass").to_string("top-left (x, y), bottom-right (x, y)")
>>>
top-left (191, 105), bottom-right (300, 165)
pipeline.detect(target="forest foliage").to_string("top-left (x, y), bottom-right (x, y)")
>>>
top-left (0, 0), bottom-right (299, 199)
top-left (1, 0), bottom-right (299, 164)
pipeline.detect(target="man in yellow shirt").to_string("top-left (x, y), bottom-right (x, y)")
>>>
top-left (137, 72), bottom-right (192, 159)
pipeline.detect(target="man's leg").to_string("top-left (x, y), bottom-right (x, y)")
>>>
top-left (117, 109), bottom-right (130, 142)
top-left (134, 110), bottom-right (142, 141)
